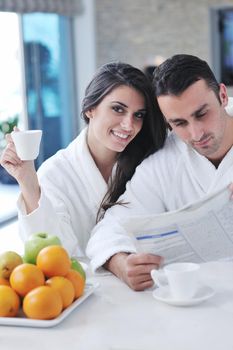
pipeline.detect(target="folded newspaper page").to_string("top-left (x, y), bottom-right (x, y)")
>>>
top-left (121, 185), bottom-right (233, 263)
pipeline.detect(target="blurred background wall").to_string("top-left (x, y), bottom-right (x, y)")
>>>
top-left (94, 0), bottom-right (230, 69)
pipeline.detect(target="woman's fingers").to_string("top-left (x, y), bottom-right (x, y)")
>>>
top-left (5, 132), bottom-right (13, 143)
top-left (0, 143), bottom-right (22, 166)
top-left (2, 152), bottom-right (22, 166)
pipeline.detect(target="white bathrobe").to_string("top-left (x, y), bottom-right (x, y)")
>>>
top-left (17, 127), bottom-right (109, 257)
top-left (87, 111), bottom-right (233, 272)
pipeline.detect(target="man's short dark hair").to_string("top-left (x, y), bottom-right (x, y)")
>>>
top-left (152, 54), bottom-right (220, 101)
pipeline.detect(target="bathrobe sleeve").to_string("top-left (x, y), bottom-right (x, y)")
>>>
top-left (17, 128), bottom-right (108, 257)
top-left (86, 148), bottom-right (171, 273)
top-left (17, 184), bottom-right (80, 257)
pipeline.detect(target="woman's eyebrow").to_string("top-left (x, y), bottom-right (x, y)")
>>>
top-left (111, 101), bottom-right (146, 111)
top-left (111, 101), bottom-right (128, 107)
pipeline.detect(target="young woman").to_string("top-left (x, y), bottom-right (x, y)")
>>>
top-left (0, 62), bottom-right (167, 257)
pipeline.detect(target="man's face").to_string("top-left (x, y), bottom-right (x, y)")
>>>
top-left (157, 80), bottom-right (229, 161)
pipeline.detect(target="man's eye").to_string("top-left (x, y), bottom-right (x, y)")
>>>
top-left (196, 112), bottom-right (206, 119)
top-left (112, 106), bottom-right (124, 113)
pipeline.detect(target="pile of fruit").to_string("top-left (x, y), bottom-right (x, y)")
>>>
top-left (0, 233), bottom-right (86, 320)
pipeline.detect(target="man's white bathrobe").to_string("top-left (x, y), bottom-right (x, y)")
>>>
top-left (86, 123), bottom-right (233, 273)
top-left (17, 128), bottom-right (109, 257)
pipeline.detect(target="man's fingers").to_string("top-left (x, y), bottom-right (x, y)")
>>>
top-left (127, 263), bottom-right (160, 277)
top-left (132, 279), bottom-right (154, 291)
top-left (127, 252), bottom-right (163, 266)
top-left (127, 272), bottom-right (154, 291)
top-left (229, 183), bottom-right (233, 199)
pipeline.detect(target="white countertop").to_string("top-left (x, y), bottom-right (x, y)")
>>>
top-left (0, 222), bottom-right (233, 349)
top-left (0, 260), bottom-right (233, 350)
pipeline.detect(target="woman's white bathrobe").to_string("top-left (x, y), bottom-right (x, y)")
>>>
top-left (87, 130), bottom-right (233, 272)
top-left (17, 128), bottom-right (109, 257)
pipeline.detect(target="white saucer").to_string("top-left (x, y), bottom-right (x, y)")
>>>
top-left (152, 285), bottom-right (215, 306)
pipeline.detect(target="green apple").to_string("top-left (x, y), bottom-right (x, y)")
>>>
top-left (23, 232), bottom-right (61, 264)
top-left (71, 257), bottom-right (86, 281)
top-left (0, 251), bottom-right (23, 279)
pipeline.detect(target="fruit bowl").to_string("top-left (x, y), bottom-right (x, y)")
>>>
top-left (0, 281), bottom-right (99, 328)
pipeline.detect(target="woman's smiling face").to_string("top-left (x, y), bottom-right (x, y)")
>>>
top-left (86, 85), bottom-right (146, 155)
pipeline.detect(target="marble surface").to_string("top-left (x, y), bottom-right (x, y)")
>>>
top-left (0, 261), bottom-right (233, 350)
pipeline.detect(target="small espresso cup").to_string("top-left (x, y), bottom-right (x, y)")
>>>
top-left (151, 262), bottom-right (200, 300)
top-left (11, 130), bottom-right (42, 161)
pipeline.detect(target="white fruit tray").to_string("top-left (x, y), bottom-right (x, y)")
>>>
top-left (0, 281), bottom-right (99, 328)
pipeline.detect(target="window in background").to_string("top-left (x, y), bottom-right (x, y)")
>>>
top-left (0, 12), bottom-right (22, 223)
top-left (219, 9), bottom-right (233, 85)
top-left (22, 13), bottom-right (77, 165)
top-left (210, 5), bottom-right (233, 86)
top-left (0, 11), bottom-right (77, 224)
top-left (0, 13), bottom-right (24, 152)
top-left (0, 12), bottom-right (25, 185)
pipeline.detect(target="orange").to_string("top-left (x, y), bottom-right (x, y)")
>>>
top-left (45, 276), bottom-right (75, 309)
top-left (36, 245), bottom-right (71, 277)
top-left (65, 269), bottom-right (85, 299)
top-left (0, 285), bottom-right (20, 317)
top-left (0, 277), bottom-right (10, 286)
top-left (10, 263), bottom-right (45, 297)
top-left (23, 285), bottom-right (63, 320)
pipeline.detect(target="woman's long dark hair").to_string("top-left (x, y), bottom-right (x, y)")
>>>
top-left (81, 62), bottom-right (167, 220)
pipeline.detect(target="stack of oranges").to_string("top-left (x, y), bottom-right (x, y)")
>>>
top-left (0, 245), bottom-right (85, 320)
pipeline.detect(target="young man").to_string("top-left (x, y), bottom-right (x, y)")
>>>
top-left (86, 54), bottom-right (233, 291)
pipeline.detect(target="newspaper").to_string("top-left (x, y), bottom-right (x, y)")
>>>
top-left (121, 185), bottom-right (233, 264)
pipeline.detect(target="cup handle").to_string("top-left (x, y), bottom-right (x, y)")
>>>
top-left (151, 269), bottom-right (168, 288)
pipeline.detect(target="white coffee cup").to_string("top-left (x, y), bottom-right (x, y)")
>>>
top-left (151, 262), bottom-right (200, 300)
top-left (11, 130), bottom-right (42, 161)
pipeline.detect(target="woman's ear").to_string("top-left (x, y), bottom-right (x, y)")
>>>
top-left (85, 109), bottom-right (93, 119)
